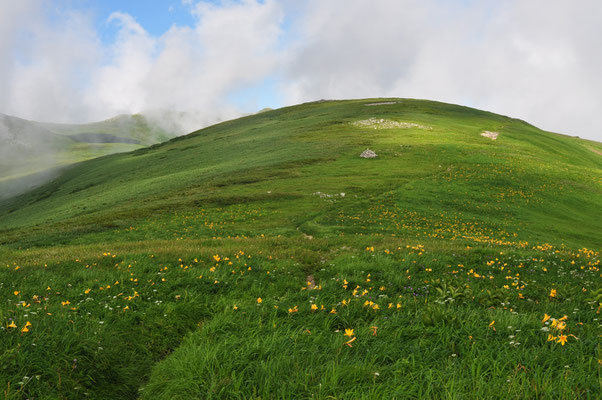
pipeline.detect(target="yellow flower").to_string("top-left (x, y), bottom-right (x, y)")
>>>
top-left (489, 320), bottom-right (495, 327)
top-left (25, 321), bottom-right (31, 327)
top-left (547, 334), bottom-right (556, 342)
top-left (13, 291), bottom-right (19, 296)
top-left (61, 300), bottom-right (70, 306)
top-left (21, 326), bottom-right (29, 333)
top-left (344, 328), bottom-right (354, 337)
top-left (257, 297), bottom-right (262, 304)
top-left (344, 336), bottom-right (357, 347)
top-left (556, 322), bottom-right (566, 331)
top-left (558, 315), bottom-right (568, 321)
top-left (372, 304), bottom-right (380, 310)
top-left (233, 305), bottom-right (238, 310)
top-left (556, 335), bottom-right (568, 346)
top-left (329, 308), bottom-right (337, 314)
top-left (85, 289), bottom-right (91, 294)
top-left (310, 304), bottom-right (318, 311)
top-left (8, 321), bottom-right (17, 328)
top-left (542, 314), bottom-right (551, 323)
top-left (549, 289), bottom-right (557, 298)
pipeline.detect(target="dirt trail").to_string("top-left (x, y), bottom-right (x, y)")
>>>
top-left (306, 275), bottom-right (316, 289)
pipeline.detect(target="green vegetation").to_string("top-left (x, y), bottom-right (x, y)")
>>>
top-left (0, 99), bottom-right (600, 399)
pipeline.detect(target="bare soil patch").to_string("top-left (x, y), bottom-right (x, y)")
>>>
top-left (481, 131), bottom-right (499, 140)
top-left (364, 101), bottom-right (399, 106)
top-left (352, 118), bottom-right (431, 130)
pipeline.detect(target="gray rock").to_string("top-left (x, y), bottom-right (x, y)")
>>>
top-left (360, 149), bottom-right (378, 158)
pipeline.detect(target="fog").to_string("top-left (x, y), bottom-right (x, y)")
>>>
top-left (1, 1), bottom-right (599, 142)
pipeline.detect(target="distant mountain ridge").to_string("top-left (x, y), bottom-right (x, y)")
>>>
top-left (34, 113), bottom-right (174, 146)
top-left (0, 112), bottom-right (179, 198)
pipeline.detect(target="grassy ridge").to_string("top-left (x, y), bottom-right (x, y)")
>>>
top-left (0, 99), bottom-right (600, 399)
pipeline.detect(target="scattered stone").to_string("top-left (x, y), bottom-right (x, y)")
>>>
top-left (481, 131), bottom-right (499, 140)
top-left (296, 227), bottom-right (313, 239)
top-left (364, 101), bottom-right (399, 106)
top-left (360, 149), bottom-right (378, 158)
top-left (313, 191), bottom-right (345, 199)
top-left (352, 118), bottom-right (431, 130)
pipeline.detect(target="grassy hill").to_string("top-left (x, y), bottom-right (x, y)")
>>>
top-left (0, 99), bottom-right (600, 399)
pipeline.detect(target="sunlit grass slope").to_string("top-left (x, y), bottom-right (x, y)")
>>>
top-left (0, 99), bottom-right (600, 399)
top-left (1, 99), bottom-right (600, 246)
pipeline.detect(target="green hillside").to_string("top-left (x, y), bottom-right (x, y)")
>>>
top-left (0, 99), bottom-right (600, 399)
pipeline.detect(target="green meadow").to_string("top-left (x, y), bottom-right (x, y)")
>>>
top-left (0, 99), bottom-right (600, 399)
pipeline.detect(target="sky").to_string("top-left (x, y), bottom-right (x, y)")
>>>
top-left (1, 0), bottom-right (601, 141)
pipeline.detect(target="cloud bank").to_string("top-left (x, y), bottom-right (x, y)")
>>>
top-left (0, 0), bottom-right (601, 141)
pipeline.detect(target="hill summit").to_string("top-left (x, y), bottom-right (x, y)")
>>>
top-left (1, 98), bottom-right (600, 247)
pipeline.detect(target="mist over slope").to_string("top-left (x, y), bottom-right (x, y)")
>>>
top-left (0, 111), bottom-right (202, 198)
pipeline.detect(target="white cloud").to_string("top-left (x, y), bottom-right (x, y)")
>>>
top-left (0, 0), bottom-right (601, 141)
top-left (280, 0), bottom-right (602, 140)
top-left (0, 0), bottom-right (284, 132)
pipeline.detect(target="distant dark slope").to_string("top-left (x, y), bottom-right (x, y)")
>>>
top-left (0, 98), bottom-right (600, 248)
top-left (68, 133), bottom-right (141, 144)
top-left (38, 114), bottom-right (174, 146)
